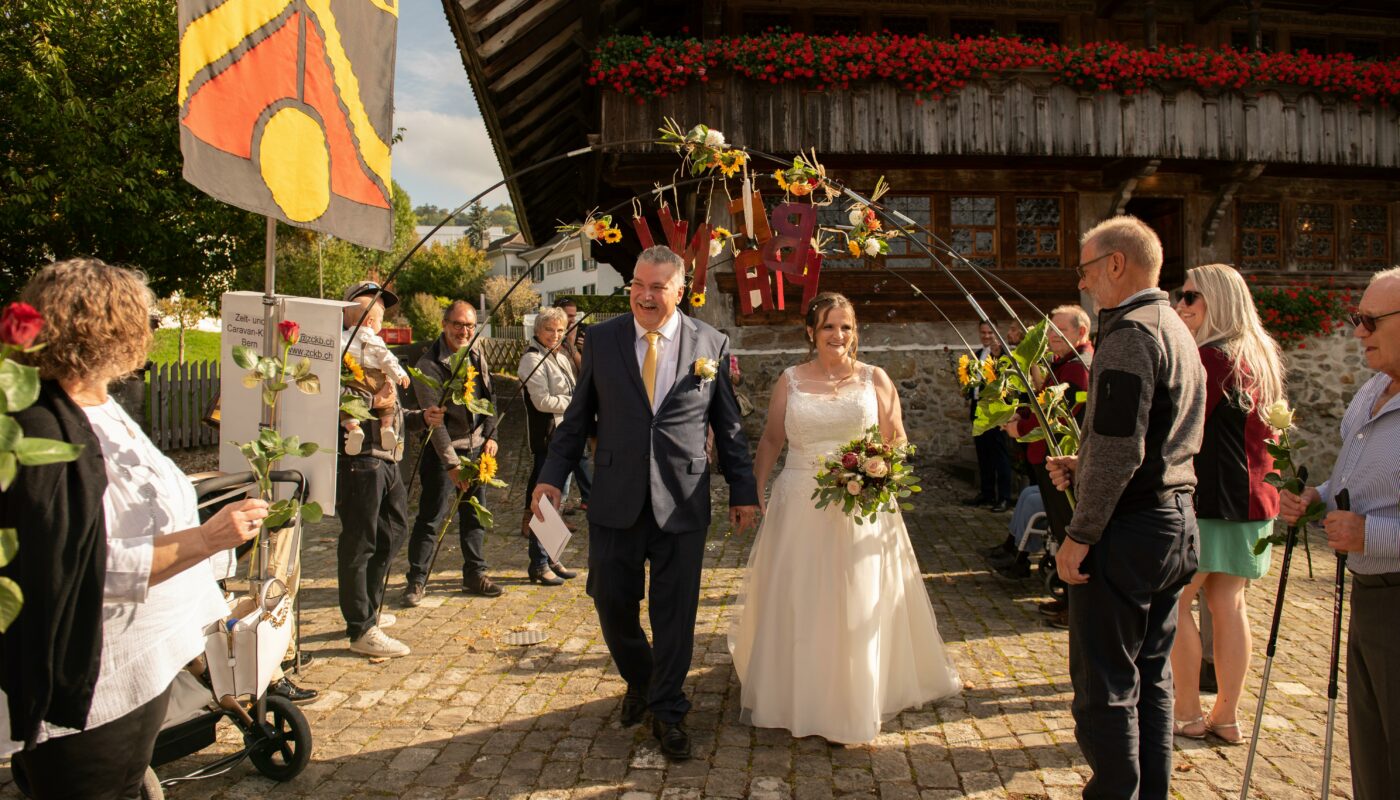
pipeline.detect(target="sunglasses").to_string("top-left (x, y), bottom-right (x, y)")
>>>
top-left (1349, 309), bottom-right (1400, 333)
top-left (1178, 290), bottom-right (1203, 306)
top-left (1073, 251), bottom-right (1117, 280)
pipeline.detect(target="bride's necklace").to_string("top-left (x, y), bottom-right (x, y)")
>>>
top-left (813, 359), bottom-right (855, 390)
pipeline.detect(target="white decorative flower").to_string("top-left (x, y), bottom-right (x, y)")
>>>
top-left (1264, 399), bottom-right (1295, 431)
top-left (693, 357), bottom-right (718, 383)
top-left (846, 479), bottom-right (863, 496)
top-left (864, 238), bottom-right (882, 257)
top-left (862, 457), bottom-right (889, 478)
top-left (709, 238), bottom-right (724, 258)
top-left (703, 128), bottom-right (726, 148)
top-left (848, 206), bottom-right (865, 226)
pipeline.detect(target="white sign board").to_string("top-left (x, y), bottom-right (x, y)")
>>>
top-left (219, 292), bottom-right (346, 515)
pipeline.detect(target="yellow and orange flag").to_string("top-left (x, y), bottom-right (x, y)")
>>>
top-left (178, 0), bottom-right (398, 250)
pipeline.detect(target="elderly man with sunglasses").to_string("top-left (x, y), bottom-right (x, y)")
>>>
top-left (1278, 267), bottom-right (1400, 800)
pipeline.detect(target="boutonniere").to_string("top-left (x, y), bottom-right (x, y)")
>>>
top-left (693, 357), bottom-right (718, 385)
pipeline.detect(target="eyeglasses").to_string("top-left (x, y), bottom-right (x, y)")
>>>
top-left (445, 320), bottom-right (476, 331)
top-left (1074, 251), bottom-right (1117, 280)
top-left (1178, 290), bottom-right (1203, 306)
top-left (1349, 309), bottom-right (1400, 333)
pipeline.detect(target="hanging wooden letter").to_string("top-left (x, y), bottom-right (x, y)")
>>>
top-left (761, 202), bottom-right (823, 313)
top-left (726, 191), bottom-right (776, 315)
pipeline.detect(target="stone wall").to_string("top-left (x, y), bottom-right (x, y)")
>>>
top-left (1280, 330), bottom-right (1369, 482)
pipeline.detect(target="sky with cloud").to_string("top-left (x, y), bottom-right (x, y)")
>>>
top-left (392, 4), bottom-right (508, 211)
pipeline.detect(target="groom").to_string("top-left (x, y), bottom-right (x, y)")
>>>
top-left (532, 245), bottom-right (759, 761)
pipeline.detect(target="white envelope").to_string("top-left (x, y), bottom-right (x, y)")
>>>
top-left (529, 499), bottom-right (573, 563)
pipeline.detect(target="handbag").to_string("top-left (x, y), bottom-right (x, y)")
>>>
top-left (204, 577), bottom-right (294, 701)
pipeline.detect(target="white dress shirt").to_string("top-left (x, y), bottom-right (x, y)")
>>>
top-left (634, 311), bottom-right (683, 412)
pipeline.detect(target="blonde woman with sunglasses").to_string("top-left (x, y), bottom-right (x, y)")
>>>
top-left (1169, 264), bottom-right (1286, 746)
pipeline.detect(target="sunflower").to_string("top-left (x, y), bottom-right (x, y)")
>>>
top-left (773, 169), bottom-right (789, 191)
top-left (477, 451), bottom-right (498, 483)
top-left (458, 364), bottom-right (479, 405)
top-left (1036, 389), bottom-right (1048, 408)
top-left (602, 227), bottom-right (623, 243)
top-left (981, 357), bottom-right (997, 384)
top-left (690, 292), bottom-right (706, 308)
top-left (956, 354), bottom-right (972, 387)
top-left (847, 239), bottom-right (862, 258)
top-left (712, 226), bottom-right (732, 241)
top-left (343, 352), bottom-right (365, 383)
top-left (718, 151), bottom-right (745, 178)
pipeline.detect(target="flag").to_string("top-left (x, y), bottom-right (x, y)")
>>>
top-left (178, 0), bottom-right (398, 250)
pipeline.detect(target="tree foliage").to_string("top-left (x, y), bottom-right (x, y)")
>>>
top-left (483, 275), bottom-right (540, 325)
top-left (464, 202), bottom-right (491, 248)
top-left (394, 238), bottom-right (491, 304)
top-left (402, 293), bottom-right (447, 343)
top-left (0, 0), bottom-right (264, 301)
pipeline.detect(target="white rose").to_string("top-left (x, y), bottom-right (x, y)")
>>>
top-left (703, 128), bottom-right (725, 148)
top-left (1263, 399), bottom-right (1295, 431)
top-left (862, 457), bottom-right (889, 478)
top-left (848, 206), bottom-right (865, 226)
top-left (846, 479), bottom-right (863, 496)
top-left (709, 239), bottom-right (724, 258)
top-left (864, 238), bottom-right (882, 257)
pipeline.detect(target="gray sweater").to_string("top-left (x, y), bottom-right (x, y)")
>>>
top-left (1067, 290), bottom-right (1206, 545)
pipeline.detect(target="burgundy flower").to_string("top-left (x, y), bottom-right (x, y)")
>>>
top-left (840, 451), bottom-right (860, 470)
top-left (278, 320), bottom-right (301, 345)
top-left (0, 302), bottom-right (44, 348)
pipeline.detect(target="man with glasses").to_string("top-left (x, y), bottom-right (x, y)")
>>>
top-left (1045, 217), bottom-right (1205, 799)
top-left (403, 300), bottom-right (501, 605)
top-left (1279, 267), bottom-right (1400, 800)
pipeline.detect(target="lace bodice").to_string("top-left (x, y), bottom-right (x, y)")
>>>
top-left (782, 363), bottom-right (879, 474)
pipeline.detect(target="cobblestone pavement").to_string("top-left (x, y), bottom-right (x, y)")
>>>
top-left (1, 414), bottom-right (1353, 799)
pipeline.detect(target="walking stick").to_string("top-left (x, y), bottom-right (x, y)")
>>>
top-left (1321, 489), bottom-right (1351, 798)
top-left (1240, 466), bottom-right (1310, 799)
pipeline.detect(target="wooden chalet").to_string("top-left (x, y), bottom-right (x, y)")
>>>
top-left (444, 0), bottom-right (1400, 326)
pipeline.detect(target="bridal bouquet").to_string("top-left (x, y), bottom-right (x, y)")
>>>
top-left (811, 426), bottom-right (921, 524)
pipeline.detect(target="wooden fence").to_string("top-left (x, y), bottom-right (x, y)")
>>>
top-left (148, 360), bottom-right (220, 450)
top-left (480, 338), bottom-right (528, 376)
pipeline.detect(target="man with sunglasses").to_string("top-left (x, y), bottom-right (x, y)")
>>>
top-left (1046, 216), bottom-right (1205, 800)
top-left (1279, 267), bottom-right (1400, 800)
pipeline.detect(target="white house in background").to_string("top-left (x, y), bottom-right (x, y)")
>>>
top-left (485, 233), bottom-right (624, 307)
top-left (413, 225), bottom-right (508, 249)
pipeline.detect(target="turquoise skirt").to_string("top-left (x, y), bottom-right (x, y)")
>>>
top-left (1197, 517), bottom-right (1274, 580)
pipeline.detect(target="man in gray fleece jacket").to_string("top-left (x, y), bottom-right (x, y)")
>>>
top-left (1047, 216), bottom-right (1205, 800)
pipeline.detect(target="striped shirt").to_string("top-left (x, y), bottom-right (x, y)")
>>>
top-left (1316, 372), bottom-right (1400, 575)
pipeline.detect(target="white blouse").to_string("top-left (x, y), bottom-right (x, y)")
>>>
top-left (25, 400), bottom-right (229, 744)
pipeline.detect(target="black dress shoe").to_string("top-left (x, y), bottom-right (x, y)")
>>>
top-left (652, 718), bottom-right (692, 761)
top-left (528, 567), bottom-right (565, 586)
top-left (961, 495), bottom-right (991, 507)
top-left (549, 561), bottom-right (577, 580)
top-left (994, 558), bottom-right (1032, 580)
top-left (620, 687), bottom-right (648, 726)
top-left (990, 499), bottom-right (1012, 513)
top-left (985, 550), bottom-right (1020, 569)
top-left (280, 651), bottom-right (314, 672)
top-left (980, 537), bottom-right (1015, 559)
top-left (269, 676), bottom-right (319, 704)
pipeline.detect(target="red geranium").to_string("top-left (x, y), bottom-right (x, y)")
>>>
top-left (0, 302), bottom-right (44, 349)
top-left (277, 319), bottom-right (301, 345)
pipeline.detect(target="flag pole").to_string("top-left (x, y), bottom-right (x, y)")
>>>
top-left (258, 215), bottom-right (279, 595)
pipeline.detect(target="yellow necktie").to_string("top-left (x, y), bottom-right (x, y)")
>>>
top-left (642, 331), bottom-right (661, 406)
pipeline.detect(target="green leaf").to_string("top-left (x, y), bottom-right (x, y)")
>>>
top-left (265, 505), bottom-right (294, 529)
top-left (297, 442), bottom-right (319, 457)
top-left (467, 495), bottom-right (494, 529)
top-left (295, 374), bottom-right (321, 395)
top-left (301, 502), bottom-right (323, 523)
top-left (15, 437), bottom-right (82, 466)
top-left (900, 503), bottom-right (914, 512)
top-left (339, 395), bottom-right (372, 421)
top-left (0, 453), bottom-right (15, 492)
top-left (258, 428), bottom-right (281, 449)
top-left (241, 372), bottom-right (262, 389)
top-left (233, 345), bottom-right (258, 370)
top-left (972, 398), bottom-right (1018, 436)
top-left (1074, 391), bottom-right (1088, 405)
top-left (261, 387), bottom-right (278, 407)
top-left (0, 528), bottom-right (16, 568)
top-left (0, 415), bottom-right (19, 452)
top-left (466, 398), bottom-right (495, 417)
top-left (0, 576), bottom-right (22, 634)
top-left (1265, 442), bottom-right (1289, 459)
top-left (406, 366), bottom-right (440, 390)
top-left (290, 358), bottom-right (311, 379)
top-left (1016, 427), bottom-right (1047, 444)
top-left (1012, 320), bottom-right (1049, 372)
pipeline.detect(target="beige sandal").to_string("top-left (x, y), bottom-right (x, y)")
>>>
top-left (1206, 718), bottom-right (1246, 746)
top-left (1173, 716), bottom-right (1207, 739)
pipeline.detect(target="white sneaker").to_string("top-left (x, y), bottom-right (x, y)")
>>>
top-left (378, 612), bottom-right (396, 628)
top-left (350, 626), bottom-right (410, 658)
top-left (379, 426), bottom-right (398, 451)
top-left (344, 426), bottom-right (364, 455)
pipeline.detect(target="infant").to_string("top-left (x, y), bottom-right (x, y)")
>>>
top-left (341, 295), bottom-right (410, 455)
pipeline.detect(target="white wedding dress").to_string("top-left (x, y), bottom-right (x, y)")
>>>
top-left (728, 364), bottom-right (961, 743)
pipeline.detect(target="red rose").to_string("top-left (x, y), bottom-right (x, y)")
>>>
top-left (840, 451), bottom-right (860, 469)
top-left (0, 302), bottom-right (44, 348)
top-left (278, 319), bottom-right (301, 345)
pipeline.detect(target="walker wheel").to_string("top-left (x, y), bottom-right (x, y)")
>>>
top-left (248, 695), bottom-right (312, 781)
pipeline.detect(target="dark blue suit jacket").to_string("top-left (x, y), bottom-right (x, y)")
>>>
top-left (540, 313), bottom-right (758, 533)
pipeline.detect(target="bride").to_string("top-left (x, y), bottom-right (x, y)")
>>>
top-left (728, 292), bottom-right (961, 744)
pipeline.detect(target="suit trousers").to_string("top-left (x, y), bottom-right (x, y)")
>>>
top-left (1069, 494), bottom-right (1197, 800)
top-left (1346, 579), bottom-right (1400, 800)
top-left (336, 455), bottom-right (409, 641)
top-left (973, 428), bottom-right (1013, 503)
top-left (587, 512), bottom-right (707, 724)
top-left (406, 448), bottom-right (487, 586)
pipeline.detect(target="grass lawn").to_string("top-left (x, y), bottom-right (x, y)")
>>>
top-left (149, 328), bottom-right (221, 365)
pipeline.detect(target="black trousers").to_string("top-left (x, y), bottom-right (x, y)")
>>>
top-left (1069, 495), bottom-right (1197, 800)
top-left (1347, 579), bottom-right (1400, 800)
top-left (587, 512), bottom-right (706, 724)
top-left (15, 683), bottom-right (171, 800)
top-left (1030, 462), bottom-right (1074, 543)
top-left (336, 455), bottom-right (409, 641)
top-left (406, 448), bottom-right (487, 586)
top-left (973, 428), bottom-right (1013, 503)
